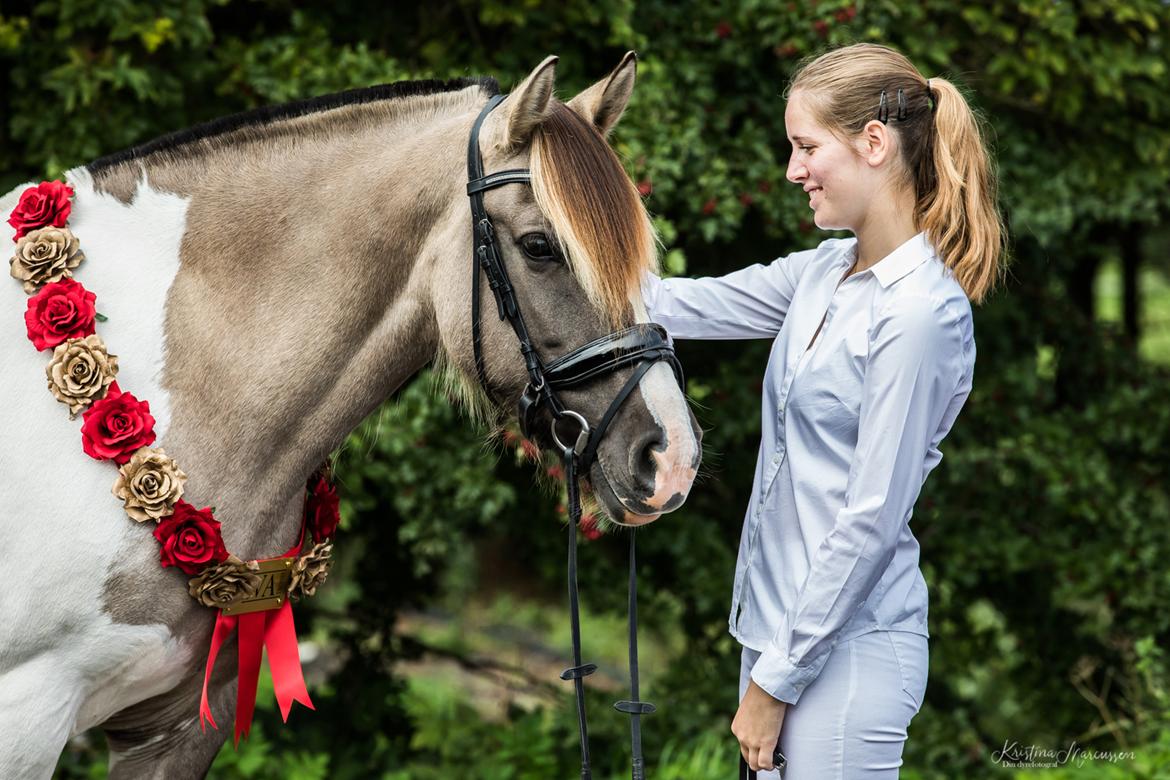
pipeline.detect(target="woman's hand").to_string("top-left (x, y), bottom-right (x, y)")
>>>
top-left (732, 679), bottom-right (788, 772)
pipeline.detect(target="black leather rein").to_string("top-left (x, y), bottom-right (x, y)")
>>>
top-left (466, 92), bottom-right (684, 780)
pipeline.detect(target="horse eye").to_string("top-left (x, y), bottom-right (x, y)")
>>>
top-left (520, 232), bottom-right (558, 261)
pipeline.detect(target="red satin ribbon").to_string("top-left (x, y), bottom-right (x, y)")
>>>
top-left (198, 524), bottom-right (314, 744)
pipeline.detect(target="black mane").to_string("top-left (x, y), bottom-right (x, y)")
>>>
top-left (87, 76), bottom-right (501, 174)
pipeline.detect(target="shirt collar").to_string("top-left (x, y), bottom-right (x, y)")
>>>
top-left (843, 232), bottom-right (933, 288)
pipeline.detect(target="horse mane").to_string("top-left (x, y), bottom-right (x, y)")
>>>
top-left (530, 101), bottom-right (660, 330)
top-left (86, 76), bottom-right (501, 175)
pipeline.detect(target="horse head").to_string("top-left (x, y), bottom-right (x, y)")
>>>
top-left (430, 53), bottom-right (702, 525)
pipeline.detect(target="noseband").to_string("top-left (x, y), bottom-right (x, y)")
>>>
top-left (467, 92), bottom-right (682, 779)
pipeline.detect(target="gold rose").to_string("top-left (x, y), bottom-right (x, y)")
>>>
top-left (10, 226), bottom-right (85, 294)
top-left (45, 334), bottom-right (118, 418)
top-left (112, 447), bottom-right (189, 522)
top-left (288, 541), bottom-right (332, 601)
top-left (187, 556), bottom-right (262, 609)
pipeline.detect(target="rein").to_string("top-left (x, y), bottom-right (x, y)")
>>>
top-left (467, 93), bottom-right (683, 779)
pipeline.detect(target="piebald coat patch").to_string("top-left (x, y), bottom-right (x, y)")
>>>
top-left (0, 172), bottom-right (193, 777)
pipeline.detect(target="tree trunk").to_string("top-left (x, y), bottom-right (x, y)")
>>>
top-left (1120, 231), bottom-right (1141, 344)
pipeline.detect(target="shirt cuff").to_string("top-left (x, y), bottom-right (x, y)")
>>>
top-left (748, 646), bottom-right (827, 705)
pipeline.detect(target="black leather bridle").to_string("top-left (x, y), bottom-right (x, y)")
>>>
top-left (467, 92), bottom-right (684, 779)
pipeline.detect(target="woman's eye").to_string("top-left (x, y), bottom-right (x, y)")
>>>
top-left (800, 145), bottom-right (814, 152)
top-left (520, 232), bottom-right (558, 261)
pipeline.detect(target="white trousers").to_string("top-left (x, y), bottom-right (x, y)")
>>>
top-left (738, 630), bottom-right (928, 779)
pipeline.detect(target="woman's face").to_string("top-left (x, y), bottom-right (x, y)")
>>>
top-left (784, 89), bottom-right (874, 232)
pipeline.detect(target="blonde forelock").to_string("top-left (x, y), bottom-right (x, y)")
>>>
top-left (530, 102), bottom-right (659, 328)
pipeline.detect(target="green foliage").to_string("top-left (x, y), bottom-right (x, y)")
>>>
top-left (10, 1), bottom-right (1166, 777)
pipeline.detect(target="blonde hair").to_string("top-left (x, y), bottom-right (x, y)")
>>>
top-left (788, 43), bottom-right (1006, 304)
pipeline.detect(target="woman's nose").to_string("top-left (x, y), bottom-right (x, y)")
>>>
top-left (786, 157), bottom-right (805, 184)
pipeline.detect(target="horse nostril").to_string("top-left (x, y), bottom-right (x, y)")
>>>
top-left (630, 429), bottom-right (666, 493)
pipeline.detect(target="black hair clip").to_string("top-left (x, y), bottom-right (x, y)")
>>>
top-left (877, 88), bottom-right (910, 123)
top-left (926, 79), bottom-right (936, 113)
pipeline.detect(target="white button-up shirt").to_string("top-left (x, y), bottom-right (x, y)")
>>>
top-left (640, 232), bottom-right (975, 705)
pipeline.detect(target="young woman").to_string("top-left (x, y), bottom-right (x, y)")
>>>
top-left (641, 43), bottom-right (1004, 777)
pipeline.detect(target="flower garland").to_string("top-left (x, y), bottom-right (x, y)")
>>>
top-left (8, 180), bottom-right (335, 741)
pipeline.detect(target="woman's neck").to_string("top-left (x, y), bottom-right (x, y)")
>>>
top-left (851, 188), bottom-right (919, 272)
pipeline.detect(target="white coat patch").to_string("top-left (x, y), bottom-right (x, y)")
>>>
top-left (0, 169), bottom-right (193, 773)
top-left (631, 297), bottom-right (699, 512)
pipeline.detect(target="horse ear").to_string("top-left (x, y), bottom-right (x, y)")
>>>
top-left (502, 55), bottom-right (559, 151)
top-left (566, 51), bottom-right (637, 137)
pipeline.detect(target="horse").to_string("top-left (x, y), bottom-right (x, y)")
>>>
top-left (0, 52), bottom-right (702, 778)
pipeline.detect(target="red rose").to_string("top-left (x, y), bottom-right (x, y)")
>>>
top-left (80, 388), bottom-right (156, 464)
top-left (8, 180), bottom-right (74, 241)
top-left (305, 476), bottom-right (340, 542)
top-left (24, 278), bottom-right (96, 351)
top-left (154, 501), bottom-right (229, 575)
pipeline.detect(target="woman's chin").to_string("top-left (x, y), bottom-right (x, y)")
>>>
top-left (812, 212), bottom-right (847, 231)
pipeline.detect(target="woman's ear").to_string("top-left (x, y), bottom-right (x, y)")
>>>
top-left (858, 119), bottom-right (896, 168)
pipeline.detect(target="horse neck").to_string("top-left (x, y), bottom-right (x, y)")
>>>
top-left (90, 94), bottom-right (475, 557)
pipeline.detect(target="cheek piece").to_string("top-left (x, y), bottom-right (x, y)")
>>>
top-left (466, 92), bottom-right (686, 780)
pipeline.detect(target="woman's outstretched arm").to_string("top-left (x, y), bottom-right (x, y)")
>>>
top-left (640, 244), bottom-right (825, 340)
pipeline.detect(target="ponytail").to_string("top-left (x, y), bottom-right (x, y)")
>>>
top-left (918, 77), bottom-right (1005, 304)
top-left (789, 44), bottom-right (1006, 304)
